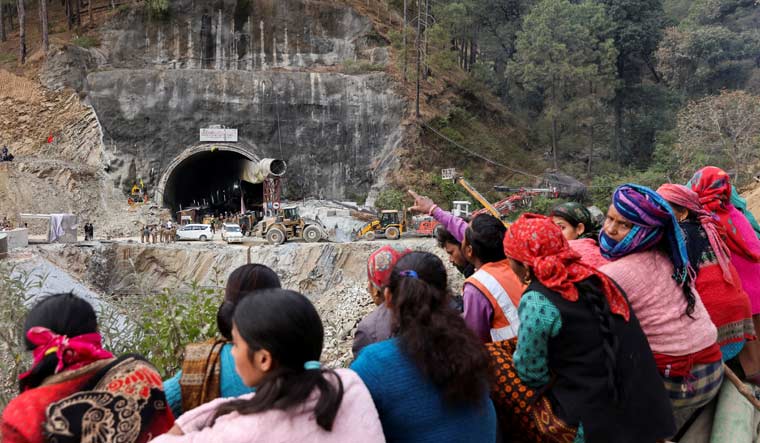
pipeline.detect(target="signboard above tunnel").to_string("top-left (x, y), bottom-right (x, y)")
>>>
top-left (200, 128), bottom-right (238, 142)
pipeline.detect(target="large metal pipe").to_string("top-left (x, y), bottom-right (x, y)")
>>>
top-left (258, 158), bottom-right (287, 177)
top-left (242, 158), bottom-right (287, 183)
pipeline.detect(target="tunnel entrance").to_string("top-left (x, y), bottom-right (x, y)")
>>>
top-left (161, 148), bottom-right (265, 221)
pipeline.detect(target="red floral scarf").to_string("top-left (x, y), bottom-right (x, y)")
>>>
top-left (503, 213), bottom-right (630, 321)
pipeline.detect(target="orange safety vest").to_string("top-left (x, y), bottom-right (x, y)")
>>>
top-left (465, 260), bottom-right (526, 341)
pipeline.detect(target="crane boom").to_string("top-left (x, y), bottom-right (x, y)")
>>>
top-left (456, 178), bottom-right (506, 225)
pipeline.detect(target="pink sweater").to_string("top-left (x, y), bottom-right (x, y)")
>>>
top-left (150, 369), bottom-right (385, 443)
top-left (601, 250), bottom-right (717, 356)
top-left (728, 206), bottom-right (760, 314)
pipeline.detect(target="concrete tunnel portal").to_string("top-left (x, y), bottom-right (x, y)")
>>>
top-left (157, 145), bottom-right (287, 220)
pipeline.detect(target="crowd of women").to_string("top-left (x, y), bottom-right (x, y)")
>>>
top-left (2, 165), bottom-right (760, 443)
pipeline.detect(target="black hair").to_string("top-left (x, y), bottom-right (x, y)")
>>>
top-left (20, 293), bottom-right (99, 391)
top-left (435, 226), bottom-right (460, 248)
top-left (550, 202), bottom-right (600, 240)
top-left (464, 214), bottom-right (506, 263)
top-left (217, 264), bottom-right (281, 340)
top-left (576, 277), bottom-right (622, 404)
top-left (388, 252), bottom-right (491, 406)
top-left (212, 289), bottom-right (344, 431)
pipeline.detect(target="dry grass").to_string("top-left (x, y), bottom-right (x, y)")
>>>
top-left (0, 70), bottom-right (42, 102)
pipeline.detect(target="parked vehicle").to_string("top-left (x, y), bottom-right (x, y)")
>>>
top-left (175, 224), bottom-right (213, 241)
top-left (221, 223), bottom-right (244, 244)
top-left (252, 206), bottom-right (327, 245)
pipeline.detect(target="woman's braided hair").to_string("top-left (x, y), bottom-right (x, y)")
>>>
top-left (576, 277), bottom-right (621, 404)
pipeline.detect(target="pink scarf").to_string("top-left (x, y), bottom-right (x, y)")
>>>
top-left (657, 184), bottom-right (734, 285)
top-left (18, 327), bottom-right (114, 384)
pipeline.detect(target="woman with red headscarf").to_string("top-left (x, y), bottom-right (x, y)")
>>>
top-left (657, 183), bottom-right (755, 363)
top-left (688, 167), bottom-right (760, 314)
top-left (486, 214), bottom-right (673, 443)
top-left (1, 293), bottom-right (174, 443)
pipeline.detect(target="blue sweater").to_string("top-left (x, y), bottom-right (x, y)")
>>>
top-left (163, 343), bottom-right (252, 418)
top-left (351, 338), bottom-right (497, 443)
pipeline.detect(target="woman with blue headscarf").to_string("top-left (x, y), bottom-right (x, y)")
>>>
top-left (598, 184), bottom-right (722, 430)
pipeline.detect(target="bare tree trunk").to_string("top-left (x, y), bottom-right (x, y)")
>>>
top-left (422, 0), bottom-right (429, 79)
top-left (402, 0), bottom-right (407, 82)
top-left (469, 28), bottom-right (478, 70)
top-left (17, 0), bottom-right (25, 65)
top-left (551, 116), bottom-right (559, 171)
top-left (0, 3), bottom-right (5, 42)
top-left (415, 0), bottom-right (421, 118)
top-left (588, 124), bottom-right (594, 175)
top-left (76, 0), bottom-right (82, 29)
top-left (65, 0), bottom-right (72, 30)
top-left (39, 0), bottom-right (49, 54)
top-left (9, 3), bottom-right (15, 31)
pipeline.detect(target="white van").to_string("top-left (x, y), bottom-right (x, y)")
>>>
top-left (221, 223), bottom-right (244, 243)
top-left (176, 224), bottom-right (213, 241)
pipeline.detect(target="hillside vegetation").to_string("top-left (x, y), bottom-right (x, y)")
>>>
top-left (370, 0), bottom-right (760, 208)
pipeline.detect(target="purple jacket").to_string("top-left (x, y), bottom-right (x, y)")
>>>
top-left (432, 208), bottom-right (494, 342)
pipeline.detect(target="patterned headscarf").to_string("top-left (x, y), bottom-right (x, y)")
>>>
top-left (688, 167), bottom-right (760, 262)
top-left (550, 202), bottom-right (597, 239)
top-left (600, 184), bottom-right (691, 284)
top-left (504, 213), bottom-right (629, 320)
top-left (367, 245), bottom-right (412, 290)
top-left (657, 183), bottom-right (734, 285)
top-left (18, 327), bottom-right (114, 387)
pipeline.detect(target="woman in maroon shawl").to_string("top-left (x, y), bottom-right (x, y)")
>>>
top-left (1, 293), bottom-right (174, 443)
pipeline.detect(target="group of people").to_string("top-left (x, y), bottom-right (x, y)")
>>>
top-left (82, 222), bottom-right (94, 241)
top-left (3, 165), bottom-right (760, 443)
top-left (142, 222), bottom-right (177, 244)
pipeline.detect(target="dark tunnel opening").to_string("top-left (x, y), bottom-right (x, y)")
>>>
top-left (163, 150), bottom-right (264, 221)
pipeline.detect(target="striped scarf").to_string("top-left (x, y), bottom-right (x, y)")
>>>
top-left (657, 183), bottom-right (734, 286)
top-left (600, 184), bottom-right (691, 284)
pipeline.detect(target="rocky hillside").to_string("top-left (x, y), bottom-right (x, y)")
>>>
top-left (33, 238), bottom-right (463, 367)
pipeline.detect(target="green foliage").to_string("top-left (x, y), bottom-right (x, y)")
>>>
top-left (0, 264), bottom-right (45, 411)
top-left (145, 0), bottom-right (170, 19)
top-left (0, 52), bottom-right (15, 64)
top-left (114, 282), bottom-right (223, 378)
top-left (509, 0), bottom-right (618, 168)
top-left (71, 35), bottom-right (99, 48)
top-left (588, 168), bottom-right (669, 209)
top-left (342, 59), bottom-right (386, 74)
top-left (657, 24), bottom-right (759, 95)
top-left (375, 188), bottom-right (407, 211)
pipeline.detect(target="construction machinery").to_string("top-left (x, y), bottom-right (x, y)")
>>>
top-left (357, 210), bottom-right (406, 241)
top-left (253, 205), bottom-right (327, 245)
top-left (442, 168), bottom-right (509, 227)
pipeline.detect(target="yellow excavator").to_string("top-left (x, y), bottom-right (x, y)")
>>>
top-left (356, 210), bottom-right (406, 241)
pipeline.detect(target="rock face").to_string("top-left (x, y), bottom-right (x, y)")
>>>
top-left (49, 0), bottom-right (406, 204)
top-left (35, 238), bottom-right (464, 368)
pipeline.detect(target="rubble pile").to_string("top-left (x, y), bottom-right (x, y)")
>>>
top-left (34, 238), bottom-right (460, 367)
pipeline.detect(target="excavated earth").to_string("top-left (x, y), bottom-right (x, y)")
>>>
top-left (16, 238), bottom-right (463, 368)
